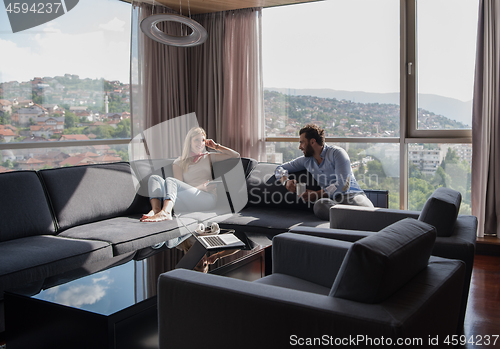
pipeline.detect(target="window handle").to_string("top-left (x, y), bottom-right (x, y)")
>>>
top-left (408, 62), bottom-right (413, 75)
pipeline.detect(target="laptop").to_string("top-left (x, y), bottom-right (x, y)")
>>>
top-left (175, 214), bottom-right (245, 250)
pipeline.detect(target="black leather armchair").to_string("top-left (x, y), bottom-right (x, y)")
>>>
top-left (158, 219), bottom-right (465, 348)
top-left (290, 187), bottom-right (477, 334)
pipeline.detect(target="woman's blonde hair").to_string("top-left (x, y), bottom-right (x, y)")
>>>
top-left (179, 127), bottom-right (206, 172)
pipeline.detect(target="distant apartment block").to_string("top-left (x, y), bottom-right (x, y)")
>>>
top-left (449, 144), bottom-right (473, 167)
top-left (409, 145), bottom-right (444, 175)
top-left (266, 143), bottom-right (283, 164)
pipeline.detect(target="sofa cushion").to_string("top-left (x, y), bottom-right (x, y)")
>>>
top-left (58, 215), bottom-right (198, 255)
top-left (39, 162), bottom-right (150, 232)
top-left (330, 218), bottom-right (436, 303)
top-left (0, 171), bottom-right (55, 242)
top-left (0, 235), bottom-right (112, 299)
top-left (254, 273), bottom-right (331, 296)
top-left (418, 187), bottom-right (461, 237)
top-left (218, 206), bottom-right (329, 236)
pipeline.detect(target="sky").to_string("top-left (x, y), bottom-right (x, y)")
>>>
top-left (0, 0), bottom-right (131, 83)
top-left (0, 0), bottom-right (479, 102)
top-left (262, 0), bottom-right (479, 102)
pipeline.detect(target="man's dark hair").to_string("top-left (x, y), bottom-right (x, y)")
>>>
top-left (299, 124), bottom-right (325, 146)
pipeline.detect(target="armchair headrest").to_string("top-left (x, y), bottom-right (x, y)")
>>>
top-left (330, 218), bottom-right (436, 303)
top-left (418, 187), bottom-right (461, 237)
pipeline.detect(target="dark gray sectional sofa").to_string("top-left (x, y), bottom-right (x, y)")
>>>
top-left (0, 157), bottom-right (477, 336)
top-left (0, 157), bottom-right (416, 303)
top-left (0, 162), bottom-right (201, 304)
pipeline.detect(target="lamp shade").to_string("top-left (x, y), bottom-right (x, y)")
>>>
top-left (140, 13), bottom-right (207, 47)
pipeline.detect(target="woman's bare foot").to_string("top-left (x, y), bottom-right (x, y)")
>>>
top-left (141, 210), bottom-right (172, 222)
top-left (141, 210), bottom-right (155, 220)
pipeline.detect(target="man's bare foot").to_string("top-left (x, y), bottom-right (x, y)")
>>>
top-left (141, 210), bottom-right (172, 222)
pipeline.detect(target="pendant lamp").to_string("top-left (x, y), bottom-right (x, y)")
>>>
top-left (140, 13), bottom-right (207, 47)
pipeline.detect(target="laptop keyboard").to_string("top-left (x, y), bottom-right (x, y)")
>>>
top-left (203, 235), bottom-right (226, 247)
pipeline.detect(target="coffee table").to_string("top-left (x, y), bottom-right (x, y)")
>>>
top-left (4, 232), bottom-right (272, 349)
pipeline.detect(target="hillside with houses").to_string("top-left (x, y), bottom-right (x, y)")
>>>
top-left (264, 90), bottom-right (469, 138)
top-left (0, 75), bottom-right (130, 171)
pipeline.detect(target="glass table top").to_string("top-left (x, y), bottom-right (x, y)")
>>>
top-left (23, 231), bottom-right (272, 316)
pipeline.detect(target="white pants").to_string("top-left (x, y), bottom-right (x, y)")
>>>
top-left (148, 175), bottom-right (217, 213)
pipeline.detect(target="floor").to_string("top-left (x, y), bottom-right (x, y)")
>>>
top-left (462, 252), bottom-right (500, 349)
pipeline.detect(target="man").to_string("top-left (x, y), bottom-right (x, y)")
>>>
top-left (275, 124), bottom-right (373, 220)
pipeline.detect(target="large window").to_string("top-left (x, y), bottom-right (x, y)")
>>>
top-left (416, 0), bottom-right (478, 131)
top-left (263, 0), bottom-right (477, 209)
top-left (263, 0), bottom-right (400, 139)
top-left (0, 0), bottom-right (131, 172)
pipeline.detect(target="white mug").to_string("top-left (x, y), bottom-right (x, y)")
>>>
top-left (296, 182), bottom-right (306, 196)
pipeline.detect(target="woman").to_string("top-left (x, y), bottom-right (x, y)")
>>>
top-left (141, 127), bottom-right (239, 222)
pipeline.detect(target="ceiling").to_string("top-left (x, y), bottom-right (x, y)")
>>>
top-left (128, 0), bottom-right (321, 15)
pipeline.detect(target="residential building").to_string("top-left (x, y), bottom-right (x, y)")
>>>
top-left (36, 116), bottom-right (65, 132)
top-left (0, 127), bottom-right (15, 142)
top-left (29, 125), bottom-right (53, 139)
top-left (408, 145), bottom-right (445, 175)
top-left (59, 134), bottom-right (90, 141)
top-left (0, 100), bottom-right (12, 114)
top-left (15, 106), bottom-right (45, 126)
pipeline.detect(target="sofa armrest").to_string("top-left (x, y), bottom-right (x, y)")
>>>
top-left (272, 233), bottom-right (351, 288)
top-left (330, 204), bottom-right (420, 231)
top-left (289, 226), bottom-right (373, 242)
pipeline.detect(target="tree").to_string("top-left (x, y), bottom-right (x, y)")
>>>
top-left (444, 148), bottom-right (460, 163)
top-left (112, 119), bottom-right (131, 138)
top-left (431, 167), bottom-right (450, 188)
top-left (358, 162), bottom-right (365, 175)
top-left (409, 163), bottom-right (422, 180)
top-left (2, 159), bottom-right (14, 169)
top-left (92, 125), bottom-right (113, 139)
top-left (0, 111), bottom-right (11, 125)
top-left (65, 112), bottom-right (77, 129)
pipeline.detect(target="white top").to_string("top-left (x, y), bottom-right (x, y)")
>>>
top-left (174, 153), bottom-right (214, 191)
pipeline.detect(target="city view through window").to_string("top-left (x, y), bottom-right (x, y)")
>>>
top-left (0, 0), bottom-right (131, 172)
top-left (0, 75), bottom-right (131, 171)
top-left (0, 0), bottom-right (475, 212)
top-left (262, 0), bottom-right (475, 212)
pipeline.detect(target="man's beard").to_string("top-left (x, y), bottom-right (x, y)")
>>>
top-left (303, 143), bottom-right (314, 157)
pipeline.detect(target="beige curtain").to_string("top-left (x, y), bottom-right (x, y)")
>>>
top-left (130, 2), bottom-right (190, 158)
top-left (131, 3), bottom-right (265, 161)
top-left (221, 8), bottom-right (265, 161)
top-left (189, 12), bottom-right (225, 140)
top-left (471, 0), bottom-right (500, 238)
